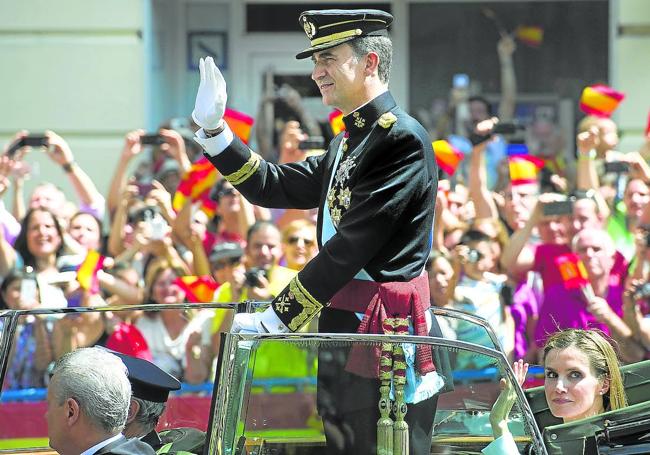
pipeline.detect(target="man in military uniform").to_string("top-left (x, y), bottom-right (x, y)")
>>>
top-left (192, 9), bottom-right (446, 454)
top-left (115, 352), bottom-right (182, 450)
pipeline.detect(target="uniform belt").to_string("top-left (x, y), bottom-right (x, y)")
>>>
top-left (329, 275), bottom-right (435, 378)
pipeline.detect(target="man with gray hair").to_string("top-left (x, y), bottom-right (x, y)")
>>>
top-left (46, 347), bottom-right (155, 455)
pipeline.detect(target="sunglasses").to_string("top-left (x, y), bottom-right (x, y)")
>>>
top-left (218, 188), bottom-right (236, 198)
top-left (211, 256), bottom-right (242, 270)
top-left (287, 236), bottom-right (315, 246)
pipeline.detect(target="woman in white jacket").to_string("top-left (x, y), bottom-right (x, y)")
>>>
top-left (483, 329), bottom-right (628, 454)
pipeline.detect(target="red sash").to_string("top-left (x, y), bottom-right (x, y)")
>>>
top-left (329, 275), bottom-right (435, 378)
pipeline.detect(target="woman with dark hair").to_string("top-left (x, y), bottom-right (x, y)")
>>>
top-left (8, 207), bottom-right (72, 308)
top-left (11, 207), bottom-right (66, 274)
top-left (68, 211), bottom-right (104, 253)
top-left (0, 270), bottom-right (53, 389)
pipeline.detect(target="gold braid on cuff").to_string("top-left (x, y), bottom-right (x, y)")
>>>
top-left (288, 277), bottom-right (323, 331)
top-left (223, 152), bottom-right (261, 185)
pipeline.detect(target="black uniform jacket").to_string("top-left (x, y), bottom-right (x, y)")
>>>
top-left (204, 91), bottom-right (438, 331)
top-left (94, 436), bottom-right (157, 455)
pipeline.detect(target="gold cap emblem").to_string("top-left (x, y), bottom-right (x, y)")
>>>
top-left (302, 17), bottom-right (316, 39)
top-left (378, 112), bottom-right (397, 129)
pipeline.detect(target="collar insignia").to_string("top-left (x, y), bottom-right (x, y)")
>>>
top-left (353, 111), bottom-right (366, 129)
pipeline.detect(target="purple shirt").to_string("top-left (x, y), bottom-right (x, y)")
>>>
top-left (534, 263), bottom-right (626, 348)
top-left (510, 275), bottom-right (541, 360)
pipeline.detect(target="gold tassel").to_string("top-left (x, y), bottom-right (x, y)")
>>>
top-left (393, 319), bottom-right (409, 455)
top-left (377, 318), bottom-right (395, 455)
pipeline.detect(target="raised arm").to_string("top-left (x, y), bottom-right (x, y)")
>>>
top-left (107, 130), bottom-right (144, 217)
top-left (496, 35), bottom-right (517, 121)
top-left (45, 131), bottom-right (106, 218)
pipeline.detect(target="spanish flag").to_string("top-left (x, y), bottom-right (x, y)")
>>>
top-left (579, 84), bottom-right (625, 118)
top-left (508, 155), bottom-right (544, 185)
top-left (432, 140), bottom-right (464, 176)
top-left (555, 253), bottom-right (589, 290)
top-left (515, 25), bottom-right (544, 47)
top-left (175, 275), bottom-right (219, 303)
top-left (172, 157), bottom-right (219, 212)
top-left (223, 108), bottom-right (254, 144)
top-left (329, 110), bottom-right (345, 135)
top-left (76, 250), bottom-right (105, 293)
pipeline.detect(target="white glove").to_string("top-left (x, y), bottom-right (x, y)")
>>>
top-left (231, 312), bottom-right (267, 334)
top-left (192, 56), bottom-right (228, 130)
top-left (231, 306), bottom-right (290, 334)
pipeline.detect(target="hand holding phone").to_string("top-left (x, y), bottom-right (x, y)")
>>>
top-left (5, 134), bottom-right (48, 158)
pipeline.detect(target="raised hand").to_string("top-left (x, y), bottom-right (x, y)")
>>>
top-left (192, 57), bottom-right (228, 130)
top-left (489, 359), bottom-right (529, 437)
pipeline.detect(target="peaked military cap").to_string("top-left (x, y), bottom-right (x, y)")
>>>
top-left (296, 9), bottom-right (393, 59)
top-left (112, 350), bottom-right (181, 403)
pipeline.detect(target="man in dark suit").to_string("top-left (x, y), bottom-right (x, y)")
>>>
top-left (192, 8), bottom-right (445, 454)
top-left (46, 347), bottom-right (155, 455)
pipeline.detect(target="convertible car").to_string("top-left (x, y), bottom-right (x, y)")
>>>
top-left (1, 304), bottom-right (649, 455)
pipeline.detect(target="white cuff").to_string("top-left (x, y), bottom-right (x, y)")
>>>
top-left (194, 122), bottom-right (235, 157)
top-left (481, 433), bottom-right (519, 455)
top-left (258, 306), bottom-right (290, 333)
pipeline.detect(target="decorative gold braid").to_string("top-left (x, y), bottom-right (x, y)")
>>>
top-left (378, 318), bottom-right (395, 455)
top-left (311, 29), bottom-right (362, 46)
top-left (287, 277), bottom-right (323, 331)
top-left (223, 152), bottom-right (261, 185)
top-left (392, 317), bottom-right (409, 455)
top-left (318, 18), bottom-right (387, 31)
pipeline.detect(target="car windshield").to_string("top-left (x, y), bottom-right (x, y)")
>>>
top-left (208, 328), bottom-right (546, 455)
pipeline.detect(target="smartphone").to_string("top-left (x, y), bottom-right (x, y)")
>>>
top-left (23, 135), bottom-right (49, 147)
top-left (149, 213), bottom-right (167, 240)
top-left (298, 137), bottom-right (325, 150)
top-left (20, 278), bottom-right (38, 304)
top-left (543, 199), bottom-right (574, 217)
top-left (453, 73), bottom-right (470, 89)
top-left (135, 181), bottom-right (154, 198)
top-left (140, 134), bottom-right (165, 146)
top-left (493, 122), bottom-right (525, 135)
top-left (604, 161), bottom-right (630, 174)
top-left (5, 135), bottom-right (48, 158)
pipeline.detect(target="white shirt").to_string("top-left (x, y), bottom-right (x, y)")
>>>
top-left (80, 433), bottom-right (123, 455)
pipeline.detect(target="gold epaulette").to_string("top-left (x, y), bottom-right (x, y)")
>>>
top-left (223, 152), bottom-right (261, 185)
top-left (378, 112), bottom-right (397, 129)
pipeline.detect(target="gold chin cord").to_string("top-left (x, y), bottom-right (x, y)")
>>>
top-left (377, 317), bottom-right (410, 455)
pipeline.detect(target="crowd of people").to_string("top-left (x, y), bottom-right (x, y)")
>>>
top-left (0, 8), bottom-right (648, 414)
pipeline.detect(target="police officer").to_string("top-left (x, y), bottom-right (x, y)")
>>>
top-left (192, 8), bottom-right (445, 455)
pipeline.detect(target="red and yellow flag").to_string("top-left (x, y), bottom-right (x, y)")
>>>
top-left (175, 275), bottom-right (219, 303)
top-left (76, 250), bottom-right (105, 293)
top-left (223, 108), bottom-right (254, 144)
top-left (172, 157), bottom-right (219, 212)
top-left (555, 253), bottom-right (590, 290)
top-left (329, 110), bottom-right (345, 135)
top-left (432, 140), bottom-right (464, 176)
top-left (515, 26), bottom-right (544, 47)
top-left (579, 84), bottom-right (625, 118)
top-left (508, 155), bottom-right (544, 185)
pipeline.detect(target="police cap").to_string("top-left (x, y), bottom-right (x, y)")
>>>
top-left (296, 9), bottom-right (393, 59)
top-left (112, 351), bottom-right (181, 403)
